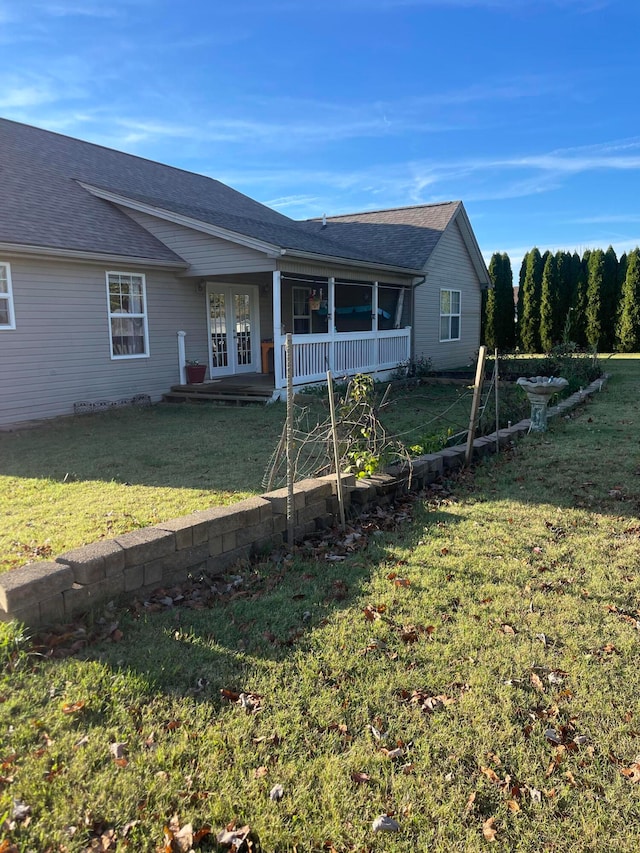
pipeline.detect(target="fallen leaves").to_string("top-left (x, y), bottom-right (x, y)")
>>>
top-left (216, 821), bottom-right (258, 851)
top-left (62, 700), bottom-right (85, 715)
top-left (482, 816), bottom-right (498, 842)
top-left (221, 690), bottom-right (263, 714)
top-left (621, 758), bottom-right (640, 783)
top-left (268, 783), bottom-right (284, 801)
top-left (350, 771), bottom-right (371, 784)
top-left (400, 686), bottom-right (464, 716)
top-left (109, 742), bottom-right (128, 768)
top-left (363, 603), bottom-right (387, 621)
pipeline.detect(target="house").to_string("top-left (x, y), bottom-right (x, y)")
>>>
top-left (0, 118), bottom-right (490, 427)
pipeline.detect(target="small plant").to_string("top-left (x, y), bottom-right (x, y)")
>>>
top-left (186, 359), bottom-right (201, 366)
top-left (344, 447), bottom-right (381, 478)
top-left (409, 427), bottom-right (453, 456)
top-left (408, 356), bottom-right (433, 379)
top-left (0, 622), bottom-right (31, 673)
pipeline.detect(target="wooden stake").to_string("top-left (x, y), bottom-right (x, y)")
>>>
top-left (327, 370), bottom-right (346, 530)
top-left (494, 347), bottom-right (500, 453)
top-left (465, 345), bottom-right (487, 466)
top-left (285, 333), bottom-right (295, 547)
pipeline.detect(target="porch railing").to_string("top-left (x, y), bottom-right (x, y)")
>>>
top-left (275, 328), bottom-right (411, 388)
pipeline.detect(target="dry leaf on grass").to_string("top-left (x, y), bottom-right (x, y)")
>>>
top-left (530, 672), bottom-right (545, 692)
top-left (269, 784), bottom-right (284, 801)
top-left (621, 759), bottom-right (640, 782)
top-left (216, 821), bottom-right (253, 848)
top-left (482, 816), bottom-right (498, 842)
top-left (351, 771), bottom-right (371, 784)
top-left (62, 700), bottom-right (85, 714)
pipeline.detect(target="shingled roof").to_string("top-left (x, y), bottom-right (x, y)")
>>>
top-left (299, 203), bottom-right (462, 270)
top-left (0, 118), bottom-right (484, 276)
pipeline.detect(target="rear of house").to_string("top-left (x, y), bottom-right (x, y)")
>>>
top-left (0, 118), bottom-right (490, 427)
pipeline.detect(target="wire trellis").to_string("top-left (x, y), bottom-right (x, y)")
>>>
top-left (262, 373), bottom-right (485, 492)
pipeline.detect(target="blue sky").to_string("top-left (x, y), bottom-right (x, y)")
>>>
top-left (1, 0), bottom-right (640, 265)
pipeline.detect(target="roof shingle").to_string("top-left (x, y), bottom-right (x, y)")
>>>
top-left (0, 118), bottom-right (466, 272)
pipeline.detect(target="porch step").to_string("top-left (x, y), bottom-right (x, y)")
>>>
top-left (163, 382), bottom-right (274, 406)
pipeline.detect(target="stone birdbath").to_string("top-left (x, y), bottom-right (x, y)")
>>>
top-left (516, 376), bottom-right (569, 432)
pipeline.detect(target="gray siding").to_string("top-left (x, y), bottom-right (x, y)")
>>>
top-left (413, 219), bottom-right (482, 370)
top-left (123, 209), bottom-right (277, 276)
top-left (0, 255), bottom-right (207, 426)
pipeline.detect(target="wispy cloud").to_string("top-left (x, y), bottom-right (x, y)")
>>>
top-left (569, 214), bottom-right (640, 225)
top-left (265, 194), bottom-right (323, 211)
top-left (248, 0), bottom-right (611, 12)
top-left (36, 1), bottom-right (121, 17)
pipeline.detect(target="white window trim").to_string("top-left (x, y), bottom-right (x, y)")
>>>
top-left (439, 288), bottom-right (461, 342)
top-left (0, 262), bottom-right (16, 330)
top-left (106, 270), bottom-right (150, 359)
top-left (292, 285), bottom-right (311, 334)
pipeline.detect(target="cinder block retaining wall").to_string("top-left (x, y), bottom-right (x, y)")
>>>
top-left (0, 378), bottom-right (607, 628)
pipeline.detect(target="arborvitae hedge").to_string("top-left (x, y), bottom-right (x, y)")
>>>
top-left (482, 245), bottom-right (633, 353)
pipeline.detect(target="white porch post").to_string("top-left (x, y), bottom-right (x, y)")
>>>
top-left (273, 270), bottom-right (284, 389)
top-left (372, 281), bottom-right (379, 370)
top-left (328, 276), bottom-right (335, 372)
top-left (177, 330), bottom-right (186, 384)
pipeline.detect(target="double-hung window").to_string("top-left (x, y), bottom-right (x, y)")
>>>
top-left (107, 271), bottom-right (149, 358)
top-left (0, 263), bottom-right (16, 330)
top-left (440, 288), bottom-right (461, 341)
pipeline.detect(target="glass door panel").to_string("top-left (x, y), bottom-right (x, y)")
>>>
top-left (234, 293), bottom-right (253, 370)
top-left (207, 286), bottom-right (258, 376)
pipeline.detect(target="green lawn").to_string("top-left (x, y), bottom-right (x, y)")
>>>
top-left (1, 356), bottom-right (639, 851)
top-left (0, 385), bottom-right (479, 573)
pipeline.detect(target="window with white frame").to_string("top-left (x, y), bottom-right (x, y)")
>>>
top-left (440, 288), bottom-right (461, 341)
top-left (292, 286), bottom-right (311, 334)
top-left (0, 262), bottom-right (16, 330)
top-left (106, 271), bottom-right (149, 358)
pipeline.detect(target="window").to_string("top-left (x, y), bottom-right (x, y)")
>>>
top-left (292, 286), bottom-right (311, 334)
top-left (440, 289), bottom-right (461, 341)
top-left (106, 271), bottom-right (149, 358)
top-left (0, 263), bottom-right (16, 330)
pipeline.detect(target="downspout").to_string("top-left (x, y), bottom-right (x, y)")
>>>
top-left (409, 274), bottom-right (427, 364)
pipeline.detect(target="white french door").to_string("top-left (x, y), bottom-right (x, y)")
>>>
top-left (207, 285), bottom-right (259, 377)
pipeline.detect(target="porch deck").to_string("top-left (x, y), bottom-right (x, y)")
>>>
top-left (163, 374), bottom-right (276, 405)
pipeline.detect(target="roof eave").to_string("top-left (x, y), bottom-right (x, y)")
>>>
top-left (279, 248), bottom-right (422, 277)
top-left (0, 241), bottom-right (188, 269)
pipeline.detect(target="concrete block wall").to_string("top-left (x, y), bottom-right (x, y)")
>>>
top-left (0, 376), bottom-right (608, 629)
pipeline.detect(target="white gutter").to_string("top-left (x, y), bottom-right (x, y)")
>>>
top-left (0, 241), bottom-right (188, 269)
top-left (279, 247), bottom-right (422, 278)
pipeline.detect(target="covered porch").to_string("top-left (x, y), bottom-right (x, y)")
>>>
top-left (178, 269), bottom-right (413, 392)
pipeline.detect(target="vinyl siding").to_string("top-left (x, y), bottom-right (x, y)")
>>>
top-left (122, 209), bottom-right (277, 276)
top-left (0, 255), bottom-right (207, 426)
top-left (413, 219), bottom-right (482, 370)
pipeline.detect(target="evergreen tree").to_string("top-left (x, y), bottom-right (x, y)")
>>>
top-left (570, 251), bottom-right (588, 346)
top-left (519, 247), bottom-right (543, 352)
top-left (539, 253), bottom-right (559, 352)
top-left (555, 251), bottom-right (573, 335)
top-left (480, 285), bottom-right (488, 346)
top-left (616, 252), bottom-right (628, 344)
top-left (499, 252), bottom-right (516, 349)
top-left (516, 253), bottom-right (527, 347)
top-left (617, 248), bottom-right (640, 352)
top-left (586, 249), bottom-right (605, 348)
top-left (600, 246), bottom-right (618, 350)
top-left (483, 253), bottom-right (500, 349)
